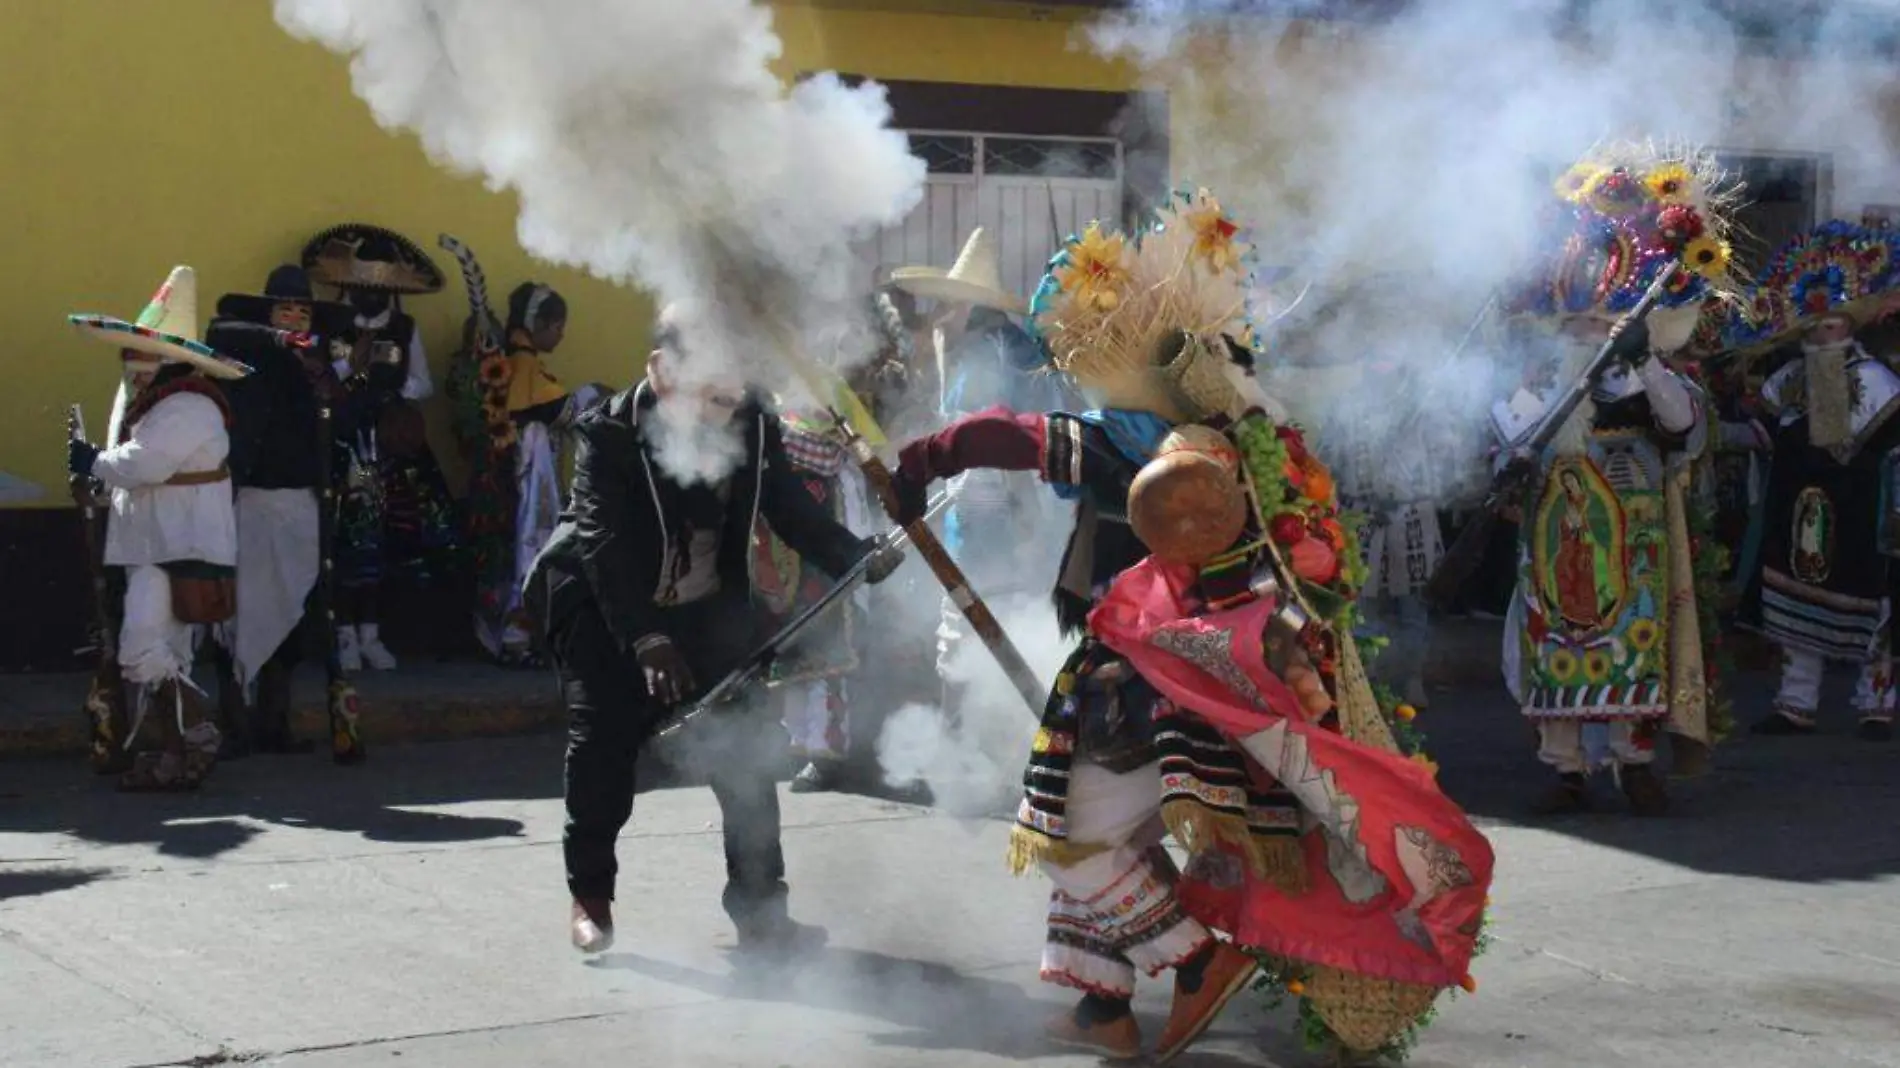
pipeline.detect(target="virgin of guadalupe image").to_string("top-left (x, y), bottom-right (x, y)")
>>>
top-left (1792, 489), bottom-right (1832, 582)
top-left (1551, 467), bottom-right (1617, 632)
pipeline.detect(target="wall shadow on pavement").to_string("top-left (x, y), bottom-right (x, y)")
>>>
top-left (0, 734), bottom-right (558, 858)
top-left (1429, 672), bottom-right (1900, 885)
top-left (0, 866), bottom-right (113, 901)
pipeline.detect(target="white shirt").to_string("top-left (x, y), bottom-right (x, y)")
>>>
top-left (93, 390), bottom-right (238, 568)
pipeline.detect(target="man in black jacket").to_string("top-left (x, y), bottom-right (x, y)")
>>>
top-left (526, 308), bottom-right (901, 956)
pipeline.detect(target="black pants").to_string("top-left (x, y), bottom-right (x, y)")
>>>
top-left (552, 594), bottom-right (787, 927)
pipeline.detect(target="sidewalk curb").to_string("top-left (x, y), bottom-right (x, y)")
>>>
top-left (0, 692), bottom-right (565, 759)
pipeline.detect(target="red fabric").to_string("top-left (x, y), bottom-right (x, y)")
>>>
top-left (897, 405), bottom-right (1045, 485)
top-left (1089, 559), bottom-right (1495, 988)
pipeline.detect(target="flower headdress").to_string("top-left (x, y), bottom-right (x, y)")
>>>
top-left (1518, 141), bottom-right (1747, 323)
top-left (1028, 188), bottom-right (1258, 421)
top-left (1718, 220), bottom-right (1900, 355)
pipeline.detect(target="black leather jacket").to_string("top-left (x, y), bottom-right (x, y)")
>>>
top-left (524, 381), bottom-right (869, 651)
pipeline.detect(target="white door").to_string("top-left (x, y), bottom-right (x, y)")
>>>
top-left (860, 132), bottom-right (1124, 307)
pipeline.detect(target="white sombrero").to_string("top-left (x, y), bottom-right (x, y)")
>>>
top-left (68, 266), bottom-right (252, 381)
top-left (890, 227), bottom-right (1025, 313)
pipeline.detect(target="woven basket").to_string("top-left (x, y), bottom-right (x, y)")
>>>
top-left (1304, 965), bottom-right (1440, 1054)
top-left (1336, 635), bottom-right (1399, 754)
top-left (1158, 332), bottom-right (1244, 422)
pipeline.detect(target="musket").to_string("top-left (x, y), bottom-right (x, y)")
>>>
top-left (655, 488), bottom-right (955, 739)
top-left (1424, 262), bottom-right (1682, 609)
top-left (68, 404), bottom-right (130, 773)
top-left (314, 347), bottom-right (368, 765)
top-left (707, 262), bottom-right (1047, 718)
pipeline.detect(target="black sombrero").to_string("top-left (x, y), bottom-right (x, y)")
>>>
top-left (301, 223), bottom-right (446, 296)
top-left (217, 264), bottom-right (357, 336)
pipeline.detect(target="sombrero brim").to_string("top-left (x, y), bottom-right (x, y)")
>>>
top-left (301, 222), bottom-right (446, 295)
top-left (216, 293), bottom-right (356, 336)
top-left (1730, 292), bottom-right (1899, 359)
top-left (69, 316), bottom-right (253, 380)
top-left (888, 269), bottom-right (1025, 313)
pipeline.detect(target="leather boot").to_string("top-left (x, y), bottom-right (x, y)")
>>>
top-left (213, 652), bottom-right (252, 760)
top-left (1619, 764), bottom-right (1669, 817)
top-left (1155, 942), bottom-right (1260, 1063)
top-left (1530, 772), bottom-right (1591, 816)
top-left (250, 659), bottom-right (314, 754)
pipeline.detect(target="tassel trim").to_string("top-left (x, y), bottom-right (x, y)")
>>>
top-left (1008, 824), bottom-right (1113, 876)
top-left (1162, 799), bottom-right (1309, 896)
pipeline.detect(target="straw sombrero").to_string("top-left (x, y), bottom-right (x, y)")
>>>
top-left (217, 264), bottom-right (356, 336)
top-left (68, 266), bottom-right (252, 381)
top-left (890, 228), bottom-right (1025, 313)
top-left (301, 223), bottom-right (446, 295)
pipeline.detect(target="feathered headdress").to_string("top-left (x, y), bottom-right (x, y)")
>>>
top-left (1516, 141), bottom-right (1747, 335)
top-left (1028, 188), bottom-right (1258, 421)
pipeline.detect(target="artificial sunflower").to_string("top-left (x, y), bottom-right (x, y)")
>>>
top-left (1643, 163), bottom-right (1694, 204)
top-left (1628, 618), bottom-right (1661, 651)
top-left (1682, 235), bottom-right (1732, 280)
top-left (489, 420), bottom-right (520, 452)
top-left (478, 353), bottom-right (510, 389)
top-left (1183, 196), bottom-right (1243, 273)
top-left (1547, 648), bottom-right (1581, 684)
top-left (1052, 223), bottom-right (1132, 313)
top-left (1582, 648), bottom-right (1614, 683)
top-left (1554, 161), bottom-right (1605, 204)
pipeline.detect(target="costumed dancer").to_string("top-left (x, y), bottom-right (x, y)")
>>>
top-left (889, 228), bottom-right (1077, 734)
top-left (524, 306), bottom-right (902, 957)
top-left (500, 282), bottom-right (605, 665)
top-left (1497, 143), bottom-right (1745, 815)
top-left (888, 192), bottom-right (1493, 1063)
top-left (208, 267), bottom-right (357, 755)
top-left (1731, 221), bottom-right (1900, 742)
top-left (754, 327), bottom-right (903, 793)
top-left (66, 267), bottom-right (251, 791)
top-left (302, 223), bottom-right (457, 670)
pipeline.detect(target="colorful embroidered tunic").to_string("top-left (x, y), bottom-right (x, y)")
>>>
top-left (1497, 362), bottom-right (1707, 723)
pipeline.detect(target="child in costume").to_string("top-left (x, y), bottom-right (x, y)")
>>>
top-left (888, 191), bottom-right (1493, 1063)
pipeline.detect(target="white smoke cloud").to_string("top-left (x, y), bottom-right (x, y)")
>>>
top-left (274, 0), bottom-right (925, 481)
top-left (1090, 0), bottom-right (1900, 472)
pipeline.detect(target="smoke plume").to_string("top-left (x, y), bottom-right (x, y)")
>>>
top-left (275, 0), bottom-right (925, 481)
top-left (1090, 0), bottom-right (1900, 470)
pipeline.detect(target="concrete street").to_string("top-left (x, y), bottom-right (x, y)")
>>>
top-left (2, 673), bottom-right (1897, 1068)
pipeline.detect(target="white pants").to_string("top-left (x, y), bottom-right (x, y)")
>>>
top-left (1775, 647), bottom-right (1896, 722)
top-left (1535, 719), bottom-right (1656, 774)
top-left (119, 564), bottom-right (197, 687)
top-left (1040, 762), bottom-right (1210, 996)
top-left (781, 677), bottom-right (848, 760)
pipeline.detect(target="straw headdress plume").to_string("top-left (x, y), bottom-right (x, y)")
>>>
top-left (1028, 188), bottom-right (1257, 422)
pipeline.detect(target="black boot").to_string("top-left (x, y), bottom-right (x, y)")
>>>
top-left (214, 653), bottom-right (252, 761)
top-left (1619, 764), bottom-right (1670, 817)
top-left (726, 881), bottom-right (826, 959)
top-left (1529, 772), bottom-right (1591, 816)
top-left (250, 659), bottom-right (314, 755)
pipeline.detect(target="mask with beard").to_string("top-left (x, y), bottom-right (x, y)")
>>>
top-left (1801, 337), bottom-right (1857, 451)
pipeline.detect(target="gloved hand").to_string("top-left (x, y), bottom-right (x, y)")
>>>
top-left (863, 536), bottom-right (904, 585)
top-left (889, 465), bottom-right (929, 526)
top-left (1607, 315), bottom-right (1652, 367)
top-left (634, 636), bottom-right (696, 706)
top-left (67, 438), bottom-right (100, 479)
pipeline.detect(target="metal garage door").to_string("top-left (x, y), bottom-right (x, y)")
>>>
top-left (860, 132), bottom-right (1125, 305)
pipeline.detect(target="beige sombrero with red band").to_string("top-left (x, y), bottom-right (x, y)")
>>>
top-left (68, 266), bottom-right (252, 380)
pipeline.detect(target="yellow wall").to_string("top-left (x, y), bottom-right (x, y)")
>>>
top-left (0, 0), bottom-right (1133, 504)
